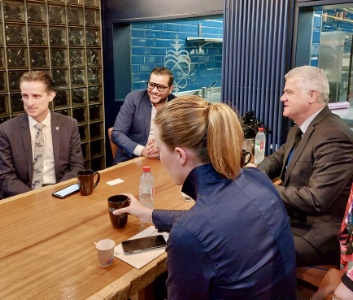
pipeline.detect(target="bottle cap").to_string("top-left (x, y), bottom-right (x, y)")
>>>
top-left (143, 166), bottom-right (151, 172)
top-left (258, 127), bottom-right (264, 132)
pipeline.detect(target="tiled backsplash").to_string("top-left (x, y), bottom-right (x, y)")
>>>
top-left (130, 17), bottom-right (223, 93)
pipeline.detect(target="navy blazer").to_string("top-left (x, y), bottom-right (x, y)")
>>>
top-left (153, 165), bottom-right (296, 299)
top-left (258, 106), bottom-right (353, 256)
top-left (0, 112), bottom-right (84, 199)
top-left (111, 89), bottom-right (175, 164)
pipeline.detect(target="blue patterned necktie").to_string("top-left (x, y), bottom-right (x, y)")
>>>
top-left (32, 123), bottom-right (45, 189)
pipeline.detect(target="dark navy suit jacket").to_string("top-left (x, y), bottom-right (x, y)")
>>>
top-left (111, 89), bottom-right (175, 164)
top-left (0, 112), bottom-right (84, 199)
top-left (153, 164), bottom-right (296, 299)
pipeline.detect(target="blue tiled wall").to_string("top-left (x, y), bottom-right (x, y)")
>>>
top-left (130, 17), bottom-right (223, 92)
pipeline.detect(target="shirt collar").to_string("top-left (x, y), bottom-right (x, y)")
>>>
top-left (298, 108), bottom-right (324, 134)
top-left (28, 110), bottom-right (51, 128)
top-left (181, 163), bottom-right (225, 201)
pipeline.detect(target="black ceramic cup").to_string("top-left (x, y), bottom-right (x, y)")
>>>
top-left (241, 150), bottom-right (252, 167)
top-left (77, 169), bottom-right (100, 196)
top-left (108, 195), bottom-right (129, 228)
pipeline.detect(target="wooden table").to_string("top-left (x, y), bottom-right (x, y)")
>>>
top-left (0, 157), bottom-right (193, 300)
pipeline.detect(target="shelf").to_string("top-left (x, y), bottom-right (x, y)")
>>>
top-left (186, 37), bottom-right (223, 52)
top-left (186, 37), bottom-right (223, 43)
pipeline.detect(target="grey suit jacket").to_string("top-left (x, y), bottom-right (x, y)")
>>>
top-left (111, 89), bottom-right (175, 164)
top-left (0, 112), bottom-right (84, 199)
top-left (258, 106), bottom-right (353, 253)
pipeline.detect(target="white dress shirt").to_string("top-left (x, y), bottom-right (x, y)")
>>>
top-left (133, 103), bottom-right (158, 157)
top-left (298, 107), bottom-right (324, 134)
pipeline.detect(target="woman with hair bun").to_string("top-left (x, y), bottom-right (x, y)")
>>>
top-left (114, 95), bottom-right (296, 299)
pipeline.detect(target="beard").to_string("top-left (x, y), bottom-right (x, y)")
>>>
top-left (148, 90), bottom-right (169, 105)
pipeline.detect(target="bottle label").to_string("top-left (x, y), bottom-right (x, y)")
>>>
top-left (255, 140), bottom-right (265, 150)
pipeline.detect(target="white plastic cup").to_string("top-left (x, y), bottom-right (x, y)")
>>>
top-left (96, 239), bottom-right (115, 267)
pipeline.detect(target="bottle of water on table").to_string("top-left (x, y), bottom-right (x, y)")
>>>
top-left (139, 166), bottom-right (154, 209)
top-left (254, 127), bottom-right (266, 165)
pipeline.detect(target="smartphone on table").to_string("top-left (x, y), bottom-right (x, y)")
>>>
top-left (121, 235), bottom-right (167, 254)
top-left (52, 183), bottom-right (80, 199)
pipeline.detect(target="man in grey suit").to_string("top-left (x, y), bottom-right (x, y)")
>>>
top-left (0, 71), bottom-right (84, 199)
top-left (111, 67), bottom-right (175, 164)
top-left (258, 66), bottom-right (353, 266)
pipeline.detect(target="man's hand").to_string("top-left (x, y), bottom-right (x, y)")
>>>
top-left (113, 193), bottom-right (153, 224)
top-left (142, 139), bottom-right (160, 158)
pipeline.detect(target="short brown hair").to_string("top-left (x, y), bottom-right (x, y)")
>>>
top-left (154, 95), bottom-right (244, 179)
top-left (20, 71), bottom-right (55, 93)
top-left (150, 67), bottom-right (174, 86)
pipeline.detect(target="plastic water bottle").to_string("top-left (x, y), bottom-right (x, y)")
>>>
top-left (139, 166), bottom-right (154, 209)
top-left (254, 127), bottom-right (266, 164)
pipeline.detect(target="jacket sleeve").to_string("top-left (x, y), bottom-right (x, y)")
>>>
top-left (59, 119), bottom-right (84, 182)
top-left (275, 131), bottom-right (353, 215)
top-left (257, 143), bottom-right (286, 179)
top-left (152, 209), bottom-right (186, 232)
top-left (0, 125), bottom-right (31, 198)
top-left (111, 93), bottom-right (143, 158)
top-left (258, 125), bottom-right (296, 180)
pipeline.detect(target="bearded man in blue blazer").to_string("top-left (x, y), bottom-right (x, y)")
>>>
top-left (111, 67), bottom-right (175, 164)
top-left (0, 71), bottom-right (84, 199)
top-left (258, 66), bottom-right (353, 266)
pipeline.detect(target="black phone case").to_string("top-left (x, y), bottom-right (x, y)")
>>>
top-left (121, 235), bottom-right (167, 254)
top-left (52, 184), bottom-right (80, 199)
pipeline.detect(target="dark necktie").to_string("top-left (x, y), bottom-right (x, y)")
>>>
top-left (32, 123), bottom-right (45, 189)
top-left (294, 127), bottom-right (302, 149)
top-left (286, 127), bottom-right (302, 167)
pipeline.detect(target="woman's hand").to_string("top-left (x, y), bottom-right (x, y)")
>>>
top-left (113, 193), bottom-right (153, 224)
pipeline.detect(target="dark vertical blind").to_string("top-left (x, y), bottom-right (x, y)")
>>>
top-left (222, 0), bottom-right (294, 153)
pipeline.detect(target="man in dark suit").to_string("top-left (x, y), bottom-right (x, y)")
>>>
top-left (0, 71), bottom-right (84, 199)
top-left (257, 65), bottom-right (353, 266)
top-left (111, 67), bottom-right (175, 164)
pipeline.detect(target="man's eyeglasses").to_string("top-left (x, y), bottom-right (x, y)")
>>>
top-left (147, 81), bottom-right (170, 92)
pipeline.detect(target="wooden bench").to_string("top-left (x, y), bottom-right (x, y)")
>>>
top-left (296, 265), bottom-right (339, 287)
